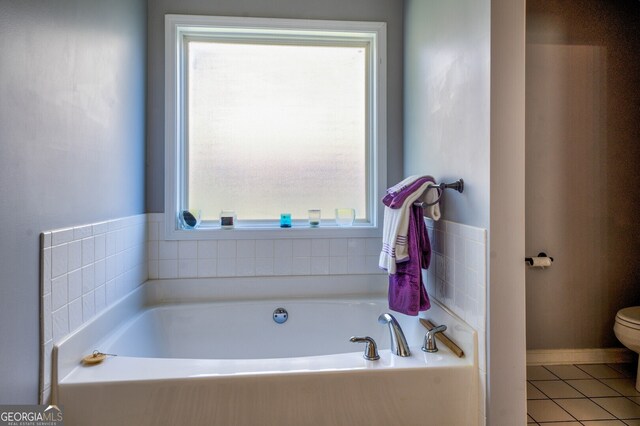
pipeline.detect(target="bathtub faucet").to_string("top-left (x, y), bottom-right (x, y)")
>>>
top-left (378, 313), bottom-right (411, 357)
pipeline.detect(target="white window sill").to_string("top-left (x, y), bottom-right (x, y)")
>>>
top-left (164, 223), bottom-right (381, 240)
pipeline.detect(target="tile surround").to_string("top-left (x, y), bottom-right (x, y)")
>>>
top-left (39, 214), bottom-right (148, 403)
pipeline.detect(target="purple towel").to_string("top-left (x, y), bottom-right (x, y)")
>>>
top-left (388, 204), bottom-right (431, 316)
top-left (382, 176), bottom-right (435, 209)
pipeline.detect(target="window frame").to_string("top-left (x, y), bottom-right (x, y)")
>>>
top-left (164, 14), bottom-right (387, 240)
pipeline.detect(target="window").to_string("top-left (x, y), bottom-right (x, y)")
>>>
top-left (165, 15), bottom-right (386, 239)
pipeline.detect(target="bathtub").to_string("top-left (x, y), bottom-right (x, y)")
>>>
top-left (54, 276), bottom-right (478, 426)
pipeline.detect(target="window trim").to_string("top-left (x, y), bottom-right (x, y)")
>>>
top-left (164, 14), bottom-right (387, 240)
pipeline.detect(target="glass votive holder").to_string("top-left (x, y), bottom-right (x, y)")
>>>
top-left (335, 208), bottom-right (355, 227)
top-left (280, 213), bottom-right (292, 228)
top-left (220, 210), bottom-right (236, 229)
top-left (308, 209), bottom-right (321, 227)
top-left (179, 209), bottom-right (201, 229)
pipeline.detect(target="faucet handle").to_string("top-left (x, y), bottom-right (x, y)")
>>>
top-left (422, 324), bottom-right (447, 353)
top-left (350, 336), bottom-right (380, 360)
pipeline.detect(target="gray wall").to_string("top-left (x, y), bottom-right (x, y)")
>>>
top-left (146, 0), bottom-right (404, 212)
top-left (0, 0), bottom-right (146, 403)
top-left (403, 0), bottom-right (490, 229)
top-left (526, 0), bottom-right (640, 349)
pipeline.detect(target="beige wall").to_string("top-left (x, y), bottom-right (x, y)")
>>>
top-left (526, 0), bottom-right (640, 349)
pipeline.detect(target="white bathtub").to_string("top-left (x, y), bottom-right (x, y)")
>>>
top-left (54, 276), bottom-right (478, 426)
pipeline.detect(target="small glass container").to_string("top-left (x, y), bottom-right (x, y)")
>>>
top-left (220, 210), bottom-right (236, 229)
top-left (335, 208), bottom-right (355, 227)
top-left (280, 213), bottom-right (292, 228)
top-left (308, 209), bottom-right (321, 227)
top-left (179, 210), bottom-right (201, 230)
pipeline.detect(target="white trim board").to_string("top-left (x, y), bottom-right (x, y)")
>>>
top-left (527, 348), bottom-right (634, 366)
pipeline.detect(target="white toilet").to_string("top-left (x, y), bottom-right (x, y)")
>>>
top-left (614, 307), bottom-right (640, 391)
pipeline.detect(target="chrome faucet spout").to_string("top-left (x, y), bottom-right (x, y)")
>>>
top-left (378, 313), bottom-right (411, 357)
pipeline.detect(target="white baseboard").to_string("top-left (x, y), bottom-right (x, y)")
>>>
top-left (527, 348), bottom-right (635, 365)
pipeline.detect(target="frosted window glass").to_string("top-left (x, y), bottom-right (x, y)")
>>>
top-left (187, 41), bottom-right (367, 221)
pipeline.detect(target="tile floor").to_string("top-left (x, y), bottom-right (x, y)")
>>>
top-left (528, 363), bottom-right (640, 425)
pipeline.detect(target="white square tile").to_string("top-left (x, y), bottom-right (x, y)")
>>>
top-left (178, 259), bottom-right (198, 278)
top-left (434, 230), bottom-right (445, 254)
top-left (347, 238), bottom-right (366, 256)
top-left (274, 240), bottom-right (292, 258)
top-left (347, 256), bottom-right (367, 274)
top-left (159, 241), bottom-right (178, 260)
top-left (106, 231), bottom-right (117, 256)
top-left (311, 257), bottom-right (330, 275)
top-left (465, 241), bottom-right (484, 272)
top-left (444, 233), bottom-right (455, 259)
top-left (237, 240), bottom-right (256, 258)
top-left (51, 244), bottom-right (68, 278)
top-left (330, 239), bottom-right (348, 256)
top-left (218, 240), bottom-right (237, 259)
top-left (292, 239), bottom-right (311, 257)
top-left (106, 280), bottom-right (117, 305)
top-left (255, 258), bottom-right (274, 276)
top-left (147, 241), bottom-right (158, 260)
top-left (217, 258), bottom-right (237, 276)
top-left (453, 235), bottom-right (465, 263)
top-left (94, 233), bottom-right (106, 261)
top-left (43, 341), bottom-right (53, 388)
top-left (52, 306), bottom-right (69, 341)
top-left (454, 260), bottom-right (466, 292)
top-left (105, 256), bottom-right (116, 281)
top-left (158, 260), bottom-right (178, 279)
top-left (365, 238), bottom-right (381, 256)
top-left (42, 248), bottom-right (52, 294)
top-left (68, 298), bottom-right (83, 331)
top-left (312, 239), bottom-right (330, 256)
top-left (81, 237), bottom-right (94, 266)
top-left (41, 232), bottom-right (52, 248)
top-left (178, 241), bottom-right (198, 259)
top-left (92, 221), bottom-right (108, 236)
top-left (94, 259), bottom-right (105, 286)
top-left (197, 259), bottom-right (217, 277)
top-left (329, 257), bottom-right (348, 274)
top-left (67, 269), bottom-right (82, 301)
top-left (147, 221), bottom-right (159, 241)
top-left (435, 254), bottom-right (445, 280)
top-left (74, 225), bottom-right (92, 240)
top-left (51, 275), bottom-right (68, 311)
top-left (94, 285), bottom-right (106, 313)
top-left (82, 292), bottom-right (95, 322)
top-left (255, 240), bottom-right (274, 258)
top-left (236, 258), bottom-right (256, 276)
top-left (445, 257), bottom-right (455, 285)
top-left (291, 257), bottom-right (310, 275)
top-left (365, 255), bottom-right (382, 274)
top-left (196, 240), bottom-right (216, 258)
top-left (273, 257), bottom-right (292, 275)
top-left (42, 293), bottom-right (52, 342)
top-left (148, 260), bottom-right (159, 279)
top-left (52, 228), bottom-right (73, 245)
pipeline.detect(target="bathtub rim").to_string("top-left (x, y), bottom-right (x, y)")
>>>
top-left (52, 275), bottom-right (477, 402)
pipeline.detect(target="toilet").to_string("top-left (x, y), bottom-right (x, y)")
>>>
top-left (614, 307), bottom-right (640, 391)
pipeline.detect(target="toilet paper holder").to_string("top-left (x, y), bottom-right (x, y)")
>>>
top-left (525, 252), bottom-right (554, 266)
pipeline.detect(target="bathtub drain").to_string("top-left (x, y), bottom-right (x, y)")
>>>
top-left (273, 308), bottom-right (288, 324)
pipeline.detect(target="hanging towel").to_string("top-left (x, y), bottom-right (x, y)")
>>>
top-left (383, 175), bottom-right (441, 221)
top-left (379, 176), bottom-right (436, 273)
top-left (388, 204), bottom-right (431, 316)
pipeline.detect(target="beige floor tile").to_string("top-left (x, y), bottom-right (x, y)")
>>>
top-left (527, 414), bottom-right (536, 423)
top-left (580, 421), bottom-right (627, 425)
top-left (555, 398), bottom-right (615, 421)
top-left (545, 364), bottom-right (593, 379)
top-left (623, 419), bottom-right (640, 425)
top-left (628, 397), bottom-right (640, 405)
top-left (593, 397), bottom-right (640, 419)
top-left (527, 365), bottom-right (559, 380)
top-left (531, 380), bottom-right (585, 398)
top-left (607, 363), bottom-right (636, 378)
top-left (527, 400), bottom-right (574, 423)
top-left (566, 379), bottom-right (623, 397)
top-left (601, 379), bottom-right (640, 397)
top-left (527, 382), bottom-right (548, 400)
top-left (578, 364), bottom-right (627, 379)
top-left (537, 423), bottom-right (580, 426)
